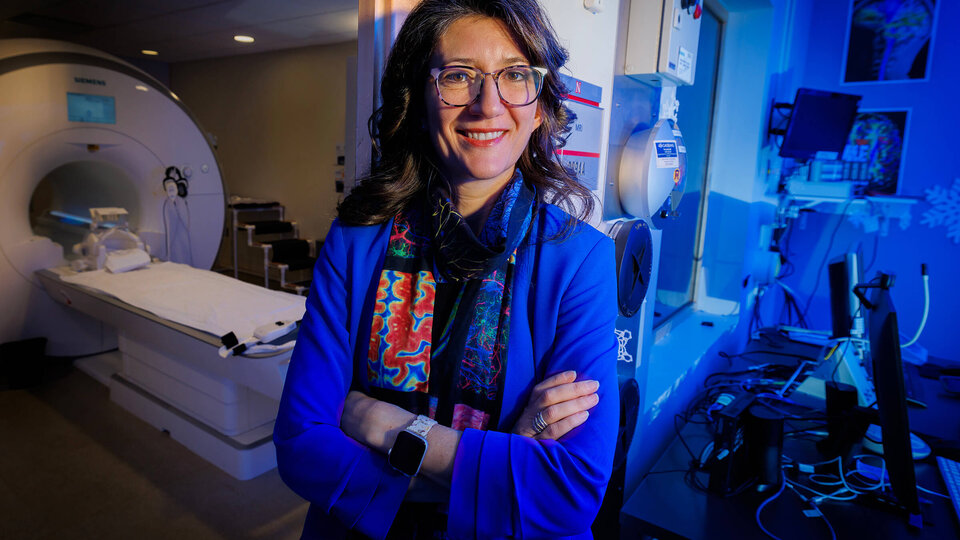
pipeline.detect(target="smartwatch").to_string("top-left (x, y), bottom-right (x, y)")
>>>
top-left (388, 414), bottom-right (438, 477)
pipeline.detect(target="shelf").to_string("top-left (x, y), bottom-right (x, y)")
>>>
top-left (778, 183), bottom-right (921, 234)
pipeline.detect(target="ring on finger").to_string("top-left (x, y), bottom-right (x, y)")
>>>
top-left (533, 411), bottom-right (548, 434)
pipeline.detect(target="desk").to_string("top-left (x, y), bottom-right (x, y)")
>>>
top-left (620, 336), bottom-right (960, 539)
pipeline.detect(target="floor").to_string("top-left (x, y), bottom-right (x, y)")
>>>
top-left (0, 360), bottom-right (308, 540)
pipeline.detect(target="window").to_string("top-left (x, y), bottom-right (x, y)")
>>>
top-left (651, 5), bottom-right (723, 327)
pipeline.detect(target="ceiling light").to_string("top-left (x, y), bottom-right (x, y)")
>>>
top-left (233, 35), bottom-right (255, 44)
top-left (141, 49), bottom-right (159, 56)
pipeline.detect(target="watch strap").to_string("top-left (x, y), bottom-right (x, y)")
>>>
top-left (407, 414), bottom-right (438, 438)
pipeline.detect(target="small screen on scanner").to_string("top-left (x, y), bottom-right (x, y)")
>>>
top-left (67, 92), bottom-right (116, 124)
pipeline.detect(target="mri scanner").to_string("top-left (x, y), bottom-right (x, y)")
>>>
top-left (0, 39), bottom-right (300, 480)
top-left (0, 38), bottom-right (224, 351)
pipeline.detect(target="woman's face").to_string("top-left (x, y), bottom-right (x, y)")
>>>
top-left (424, 16), bottom-right (542, 189)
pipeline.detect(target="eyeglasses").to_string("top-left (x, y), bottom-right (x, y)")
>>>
top-left (429, 65), bottom-right (548, 107)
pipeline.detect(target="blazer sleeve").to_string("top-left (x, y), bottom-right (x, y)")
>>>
top-left (273, 220), bottom-right (409, 540)
top-left (447, 235), bottom-right (620, 539)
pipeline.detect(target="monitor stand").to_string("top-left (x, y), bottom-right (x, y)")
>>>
top-left (790, 339), bottom-right (875, 407)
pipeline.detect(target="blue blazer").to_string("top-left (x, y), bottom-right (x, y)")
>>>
top-left (274, 204), bottom-right (619, 539)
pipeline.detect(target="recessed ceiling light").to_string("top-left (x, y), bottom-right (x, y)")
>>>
top-left (141, 49), bottom-right (159, 56)
top-left (234, 35), bottom-right (255, 44)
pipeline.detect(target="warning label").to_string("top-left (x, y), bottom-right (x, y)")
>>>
top-left (655, 140), bottom-right (679, 168)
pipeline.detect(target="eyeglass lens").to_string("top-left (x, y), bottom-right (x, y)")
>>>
top-left (436, 66), bottom-right (543, 106)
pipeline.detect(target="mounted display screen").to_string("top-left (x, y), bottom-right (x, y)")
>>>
top-left (67, 92), bottom-right (116, 124)
top-left (779, 88), bottom-right (860, 161)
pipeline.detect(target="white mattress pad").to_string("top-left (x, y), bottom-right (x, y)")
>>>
top-left (60, 262), bottom-right (307, 341)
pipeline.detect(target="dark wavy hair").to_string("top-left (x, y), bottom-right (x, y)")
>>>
top-left (337, 0), bottom-right (593, 229)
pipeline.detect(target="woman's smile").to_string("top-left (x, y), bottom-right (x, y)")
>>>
top-left (459, 128), bottom-right (507, 145)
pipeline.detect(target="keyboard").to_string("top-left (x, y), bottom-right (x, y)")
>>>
top-left (937, 456), bottom-right (960, 526)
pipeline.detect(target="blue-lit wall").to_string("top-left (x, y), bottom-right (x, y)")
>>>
top-left (774, 0), bottom-right (959, 362)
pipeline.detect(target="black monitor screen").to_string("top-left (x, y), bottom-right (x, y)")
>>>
top-left (779, 88), bottom-right (861, 161)
top-left (867, 282), bottom-right (921, 524)
top-left (829, 253), bottom-right (862, 339)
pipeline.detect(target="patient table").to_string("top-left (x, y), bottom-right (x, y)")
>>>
top-left (36, 264), bottom-right (303, 480)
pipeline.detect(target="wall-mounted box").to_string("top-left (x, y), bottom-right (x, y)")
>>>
top-left (624, 0), bottom-right (703, 86)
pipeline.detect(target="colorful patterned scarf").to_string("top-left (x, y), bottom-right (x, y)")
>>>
top-left (366, 172), bottom-right (534, 430)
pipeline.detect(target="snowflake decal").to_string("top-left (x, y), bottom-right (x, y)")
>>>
top-left (846, 206), bottom-right (881, 233)
top-left (921, 178), bottom-right (960, 243)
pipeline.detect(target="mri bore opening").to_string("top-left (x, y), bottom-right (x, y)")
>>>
top-left (29, 160), bottom-right (142, 259)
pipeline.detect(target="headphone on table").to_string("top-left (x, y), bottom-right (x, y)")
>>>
top-left (163, 166), bottom-right (189, 198)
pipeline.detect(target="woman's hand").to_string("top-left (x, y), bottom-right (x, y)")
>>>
top-left (512, 370), bottom-right (600, 440)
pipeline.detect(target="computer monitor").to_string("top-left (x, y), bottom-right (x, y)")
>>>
top-left (829, 253), bottom-right (864, 339)
top-left (864, 274), bottom-right (922, 527)
top-left (779, 88), bottom-right (861, 161)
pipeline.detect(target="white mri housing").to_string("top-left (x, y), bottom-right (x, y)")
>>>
top-left (0, 38), bottom-right (225, 355)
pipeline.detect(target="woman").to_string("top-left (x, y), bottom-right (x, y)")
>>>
top-left (274, 1), bottom-right (619, 538)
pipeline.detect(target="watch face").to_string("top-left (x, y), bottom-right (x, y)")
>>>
top-left (388, 431), bottom-right (427, 476)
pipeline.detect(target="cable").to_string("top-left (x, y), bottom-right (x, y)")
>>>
top-left (785, 457), bottom-right (869, 503)
top-left (810, 474), bottom-right (843, 487)
top-left (864, 230), bottom-right (880, 274)
top-left (776, 220), bottom-right (797, 280)
top-left (674, 414), bottom-right (697, 461)
top-left (802, 199), bottom-right (856, 321)
top-left (796, 456), bottom-right (885, 498)
top-left (52, 347), bottom-right (120, 361)
top-left (775, 279), bottom-right (808, 328)
top-left (816, 503), bottom-right (838, 540)
top-left (848, 455), bottom-right (949, 500)
top-left (218, 340), bottom-right (296, 358)
top-left (163, 197), bottom-right (171, 262)
top-left (751, 287), bottom-right (766, 338)
top-left (850, 454), bottom-right (886, 491)
top-left (855, 227), bottom-right (881, 276)
top-left (778, 357), bottom-right (820, 398)
top-left (829, 338), bottom-right (853, 384)
top-left (837, 457), bottom-right (872, 495)
top-left (640, 469), bottom-right (689, 482)
top-left (720, 349), bottom-right (820, 364)
top-left (786, 477), bottom-right (857, 502)
top-left (163, 197), bottom-right (195, 266)
top-left (795, 456), bottom-right (842, 469)
top-left (917, 485), bottom-right (949, 499)
top-left (755, 479), bottom-right (787, 539)
top-left (901, 266), bottom-right (929, 348)
top-left (172, 199), bottom-right (195, 266)
top-left (754, 395), bottom-right (807, 420)
top-left (784, 483), bottom-right (838, 540)
top-left (181, 199), bottom-right (195, 266)
top-left (784, 428), bottom-right (828, 439)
